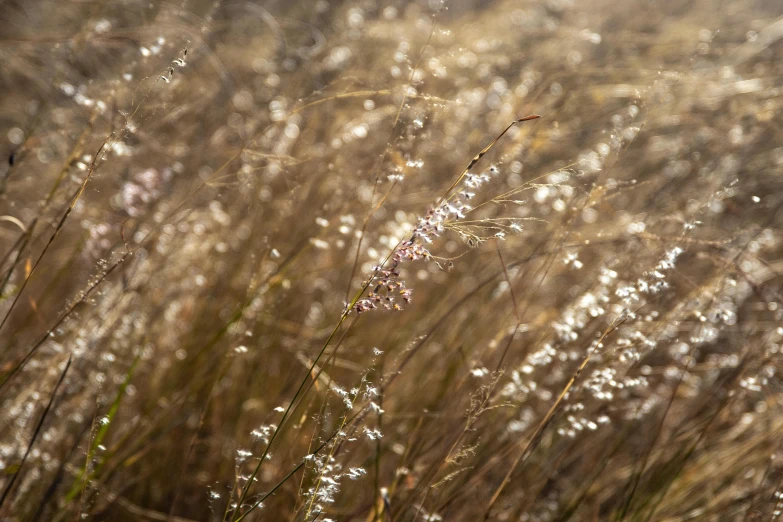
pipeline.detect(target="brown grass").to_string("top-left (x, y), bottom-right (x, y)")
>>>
top-left (1, 0), bottom-right (783, 521)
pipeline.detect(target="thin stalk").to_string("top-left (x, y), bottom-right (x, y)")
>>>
top-left (0, 356), bottom-right (72, 512)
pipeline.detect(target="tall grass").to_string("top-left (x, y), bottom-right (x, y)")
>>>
top-left (1, 0), bottom-right (783, 520)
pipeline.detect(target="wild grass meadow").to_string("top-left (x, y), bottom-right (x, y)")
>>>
top-left (1, 0), bottom-right (783, 520)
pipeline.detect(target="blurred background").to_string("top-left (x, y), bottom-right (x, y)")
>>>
top-left (1, 0), bottom-right (783, 520)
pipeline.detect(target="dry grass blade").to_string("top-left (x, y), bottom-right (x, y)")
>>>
top-left (0, 355), bottom-right (71, 512)
top-left (1, 2), bottom-right (782, 521)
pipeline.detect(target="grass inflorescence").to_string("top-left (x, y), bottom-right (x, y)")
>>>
top-left (1, 1), bottom-right (783, 521)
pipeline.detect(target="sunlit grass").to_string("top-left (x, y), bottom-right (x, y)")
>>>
top-left (1, 1), bottom-right (782, 521)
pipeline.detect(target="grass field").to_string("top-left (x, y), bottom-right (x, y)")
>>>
top-left (1, 0), bottom-right (783, 520)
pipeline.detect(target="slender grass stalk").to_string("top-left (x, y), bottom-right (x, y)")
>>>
top-left (0, 355), bottom-right (71, 512)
